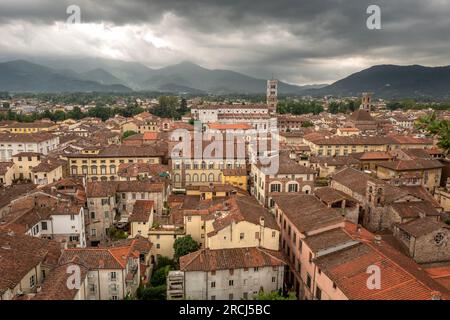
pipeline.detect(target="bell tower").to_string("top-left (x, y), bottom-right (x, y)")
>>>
top-left (361, 92), bottom-right (373, 111)
top-left (267, 77), bottom-right (278, 114)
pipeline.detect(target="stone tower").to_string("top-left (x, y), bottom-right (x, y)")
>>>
top-left (267, 78), bottom-right (278, 114)
top-left (361, 92), bottom-right (373, 111)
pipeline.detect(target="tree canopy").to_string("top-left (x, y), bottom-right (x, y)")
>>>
top-left (173, 236), bottom-right (200, 262)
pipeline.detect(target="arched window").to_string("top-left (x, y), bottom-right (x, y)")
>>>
top-left (200, 173), bottom-right (207, 182)
top-left (174, 174), bottom-right (181, 182)
top-left (193, 174), bottom-right (199, 182)
top-left (186, 174), bottom-right (191, 182)
top-left (208, 173), bottom-right (214, 182)
top-left (270, 183), bottom-right (282, 193)
top-left (302, 185), bottom-right (311, 194)
top-left (287, 182), bottom-right (299, 192)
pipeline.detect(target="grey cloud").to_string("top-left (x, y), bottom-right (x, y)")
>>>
top-left (0, 0), bottom-right (450, 84)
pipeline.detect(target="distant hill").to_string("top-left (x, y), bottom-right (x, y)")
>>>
top-left (0, 60), bottom-right (132, 93)
top-left (78, 68), bottom-right (125, 86)
top-left (308, 64), bottom-right (450, 99)
top-left (141, 61), bottom-right (308, 94)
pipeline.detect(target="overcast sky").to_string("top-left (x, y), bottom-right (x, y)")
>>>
top-left (0, 0), bottom-right (450, 85)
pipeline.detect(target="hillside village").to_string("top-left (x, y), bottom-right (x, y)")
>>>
top-left (0, 84), bottom-right (450, 301)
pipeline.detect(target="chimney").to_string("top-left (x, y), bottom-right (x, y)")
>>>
top-left (259, 216), bottom-right (265, 227)
top-left (374, 235), bottom-right (382, 245)
top-left (431, 291), bottom-right (442, 300)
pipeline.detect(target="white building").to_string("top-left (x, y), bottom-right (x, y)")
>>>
top-left (0, 132), bottom-right (59, 161)
top-left (170, 247), bottom-right (286, 300)
top-left (191, 104), bottom-right (269, 123)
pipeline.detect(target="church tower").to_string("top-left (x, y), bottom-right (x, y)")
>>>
top-left (361, 92), bottom-right (373, 111)
top-left (267, 78), bottom-right (278, 114)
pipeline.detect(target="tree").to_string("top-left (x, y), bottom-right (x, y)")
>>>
top-left (150, 265), bottom-right (172, 286)
top-left (136, 285), bottom-right (167, 300)
top-left (416, 113), bottom-right (450, 152)
top-left (107, 226), bottom-right (128, 240)
top-left (255, 290), bottom-right (296, 300)
top-left (178, 98), bottom-right (188, 115)
top-left (123, 130), bottom-right (138, 139)
top-left (173, 236), bottom-right (200, 262)
top-left (301, 120), bottom-right (314, 128)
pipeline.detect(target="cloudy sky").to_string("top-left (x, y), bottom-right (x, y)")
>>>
top-left (0, 0), bottom-right (450, 85)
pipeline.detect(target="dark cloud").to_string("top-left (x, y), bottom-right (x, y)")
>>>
top-left (0, 0), bottom-right (450, 84)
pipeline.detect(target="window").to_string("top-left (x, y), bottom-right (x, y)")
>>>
top-left (229, 269), bottom-right (234, 275)
top-left (211, 295), bottom-right (216, 300)
top-left (211, 281), bottom-right (216, 288)
top-left (306, 274), bottom-right (312, 289)
top-left (272, 231), bottom-right (276, 238)
top-left (91, 212), bottom-right (96, 219)
top-left (434, 232), bottom-right (445, 245)
top-left (110, 271), bottom-right (117, 281)
top-left (187, 216), bottom-right (192, 222)
top-left (70, 214), bottom-right (75, 220)
top-left (288, 183), bottom-right (298, 192)
top-left (101, 199), bottom-right (108, 206)
top-left (255, 232), bottom-right (260, 240)
top-left (272, 277), bottom-right (276, 283)
top-left (30, 275), bottom-right (36, 288)
top-left (229, 280), bottom-right (234, 286)
top-left (243, 292), bottom-right (248, 300)
top-left (240, 233), bottom-right (245, 240)
top-left (333, 282), bottom-right (337, 290)
top-left (211, 270), bottom-right (216, 276)
top-left (229, 293), bottom-right (233, 300)
top-left (111, 296), bottom-right (118, 300)
top-left (309, 252), bottom-right (313, 263)
top-left (254, 267), bottom-right (259, 272)
top-left (315, 287), bottom-right (322, 300)
top-left (41, 221), bottom-right (48, 230)
top-left (91, 229), bottom-right (97, 236)
top-left (270, 183), bottom-right (281, 193)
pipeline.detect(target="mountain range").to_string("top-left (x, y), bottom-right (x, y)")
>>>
top-left (0, 58), bottom-right (449, 99)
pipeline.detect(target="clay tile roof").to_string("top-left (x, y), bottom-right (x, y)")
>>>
top-left (315, 225), bottom-right (450, 300)
top-left (349, 109), bottom-right (375, 122)
top-left (377, 159), bottom-right (444, 171)
top-left (390, 202), bottom-right (441, 219)
top-left (0, 231), bottom-right (62, 294)
top-left (396, 218), bottom-right (450, 238)
top-left (33, 262), bottom-right (88, 300)
top-left (315, 187), bottom-right (356, 205)
top-left (272, 194), bottom-right (344, 233)
top-left (303, 228), bottom-right (354, 253)
top-left (59, 246), bottom-right (134, 270)
top-left (129, 200), bottom-right (154, 223)
top-left (179, 247), bottom-right (286, 272)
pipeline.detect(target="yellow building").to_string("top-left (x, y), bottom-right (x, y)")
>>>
top-left (129, 200), bottom-right (154, 238)
top-left (303, 135), bottom-right (390, 156)
top-left (148, 227), bottom-right (185, 259)
top-left (376, 159), bottom-right (443, 193)
top-left (12, 152), bottom-right (43, 181)
top-left (67, 145), bottom-right (165, 181)
top-left (183, 193), bottom-right (280, 251)
top-left (32, 160), bottom-right (64, 185)
top-left (221, 167), bottom-right (247, 191)
top-left (0, 121), bottom-right (59, 133)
